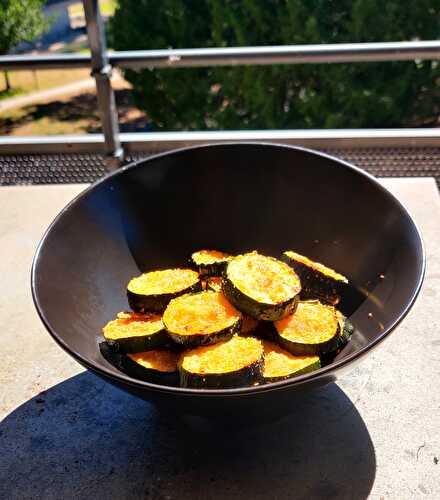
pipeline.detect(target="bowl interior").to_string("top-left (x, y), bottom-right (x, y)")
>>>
top-left (32, 143), bottom-right (424, 394)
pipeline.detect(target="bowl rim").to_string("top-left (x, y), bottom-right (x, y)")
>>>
top-left (31, 142), bottom-right (426, 396)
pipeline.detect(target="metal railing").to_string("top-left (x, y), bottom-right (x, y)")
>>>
top-left (0, 0), bottom-right (439, 167)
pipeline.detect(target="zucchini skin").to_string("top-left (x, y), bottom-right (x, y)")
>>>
top-left (320, 316), bottom-right (355, 364)
top-left (103, 329), bottom-right (170, 354)
top-left (99, 342), bottom-right (179, 386)
top-left (277, 321), bottom-right (341, 356)
top-left (179, 356), bottom-right (264, 389)
top-left (166, 317), bottom-right (242, 348)
top-left (127, 280), bottom-right (202, 313)
top-left (282, 255), bottom-right (346, 306)
top-left (338, 316), bottom-right (355, 349)
top-left (222, 277), bottom-right (299, 321)
top-left (262, 358), bottom-right (321, 384)
top-left (193, 260), bottom-right (229, 278)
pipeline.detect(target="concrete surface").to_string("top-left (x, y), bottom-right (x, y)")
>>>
top-left (0, 179), bottom-right (439, 499)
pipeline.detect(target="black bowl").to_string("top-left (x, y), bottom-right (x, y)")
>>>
top-left (31, 143), bottom-right (425, 420)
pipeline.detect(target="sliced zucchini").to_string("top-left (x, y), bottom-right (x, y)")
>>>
top-left (179, 335), bottom-right (264, 388)
top-left (283, 250), bottom-right (348, 305)
top-left (206, 276), bottom-right (222, 292)
top-left (191, 249), bottom-right (232, 277)
top-left (102, 311), bottom-right (168, 353)
top-left (163, 290), bottom-right (242, 347)
top-left (320, 311), bottom-right (355, 365)
top-left (262, 340), bottom-right (320, 383)
top-left (127, 268), bottom-right (201, 313)
top-left (99, 343), bottom-right (179, 386)
top-left (223, 251), bottom-right (301, 321)
top-left (275, 300), bottom-right (340, 356)
top-left (336, 310), bottom-right (355, 350)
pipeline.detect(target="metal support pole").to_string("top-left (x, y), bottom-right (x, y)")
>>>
top-left (83, 0), bottom-right (123, 170)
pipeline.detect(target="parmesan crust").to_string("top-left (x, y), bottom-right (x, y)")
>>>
top-left (227, 251), bottom-right (301, 305)
top-left (180, 335), bottom-right (262, 374)
top-left (127, 268), bottom-right (199, 295)
top-left (103, 312), bottom-right (163, 340)
top-left (275, 301), bottom-right (338, 344)
top-left (163, 291), bottom-right (241, 336)
top-left (128, 350), bottom-right (177, 372)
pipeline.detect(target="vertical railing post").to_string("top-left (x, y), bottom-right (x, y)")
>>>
top-left (83, 0), bottom-right (123, 170)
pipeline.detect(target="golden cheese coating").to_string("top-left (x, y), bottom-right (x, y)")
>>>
top-left (128, 350), bottom-right (178, 373)
top-left (103, 312), bottom-right (163, 340)
top-left (127, 268), bottom-right (199, 295)
top-left (275, 301), bottom-right (338, 344)
top-left (163, 291), bottom-right (241, 336)
top-left (263, 340), bottom-right (319, 378)
top-left (192, 249), bottom-right (232, 265)
top-left (180, 335), bottom-right (262, 374)
top-left (227, 251), bottom-right (301, 305)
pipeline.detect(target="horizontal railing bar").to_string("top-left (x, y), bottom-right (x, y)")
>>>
top-left (1, 41), bottom-right (440, 71)
top-left (0, 129), bottom-right (440, 154)
top-left (0, 53), bottom-right (91, 70)
top-left (111, 41), bottom-right (440, 69)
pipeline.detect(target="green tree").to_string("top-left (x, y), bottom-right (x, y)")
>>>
top-left (111, 0), bottom-right (440, 130)
top-left (0, 0), bottom-right (49, 90)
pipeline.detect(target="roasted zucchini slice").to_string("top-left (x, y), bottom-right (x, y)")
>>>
top-left (320, 311), bottom-right (355, 364)
top-left (283, 251), bottom-right (348, 305)
top-left (275, 300), bottom-right (340, 355)
top-left (127, 268), bottom-right (201, 313)
top-left (102, 311), bottom-right (168, 353)
top-left (191, 249), bottom-right (232, 277)
top-left (206, 276), bottom-right (222, 292)
top-left (262, 341), bottom-right (320, 383)
top-left (163, 290), bottom-right (242, 347)
top-left (99, 343), bottom-right (179, 386)
top-left (179, 335), bottom-right (264, 388)
top-left (223, 251), bottom-right (301, 321)
top-left (336, 310), bottom-right (355, 350)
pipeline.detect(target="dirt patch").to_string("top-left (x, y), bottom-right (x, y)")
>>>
top-left (0, 88), bottom-right (150, 136)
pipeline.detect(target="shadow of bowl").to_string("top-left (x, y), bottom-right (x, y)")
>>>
top-left (0, 371), bottom-right (375, 499)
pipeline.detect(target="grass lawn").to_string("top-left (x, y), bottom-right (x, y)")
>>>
top-left (0, 68), bottom-right (91, 97)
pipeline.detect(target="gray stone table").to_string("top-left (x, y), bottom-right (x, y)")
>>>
top-left (0, 179), bottom-right (439, 500)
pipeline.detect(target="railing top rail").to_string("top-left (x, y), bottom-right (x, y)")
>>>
top-left (1, 40), bottom-right (440, 71)
top-left (0, 129), bottom-right (439, 154)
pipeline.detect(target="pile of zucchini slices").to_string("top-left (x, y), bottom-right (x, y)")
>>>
top-left (100, 249), bottom-right (353, 389)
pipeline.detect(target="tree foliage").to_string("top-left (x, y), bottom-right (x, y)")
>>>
top-left (0, 0), bottom-right (49, 55)
top-left (111, 0), bottom-right (440, 129)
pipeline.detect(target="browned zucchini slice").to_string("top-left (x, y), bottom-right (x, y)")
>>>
top-left (320, 310), bottom-right (355, 365)
top-left (163, 291), bottom-right (242, 347)
top-left (262, 340), bottom-right (320, 383)
top-left (275, 300), bottom-right (340, 355)
top-left (191, 249), bottom-right (232, 277)
top-left (179, 335), bottom-right (264, 388)
top-left (127, 268), bottom-right (201, 313)
top-left (99, 343), bottom-right (179, 386)
top-left (223, 251), bottom-right (301, 321)
top-left (102, 311), bottom-right (168, 353)
top-left (283, 250), bottom-right (348, 305)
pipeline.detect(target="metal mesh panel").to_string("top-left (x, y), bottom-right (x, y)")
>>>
top-left (1, 147), bottom-right (440, 186)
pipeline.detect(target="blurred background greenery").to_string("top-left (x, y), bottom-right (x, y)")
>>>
top-left (1, 0), bottom-right (439, 135)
